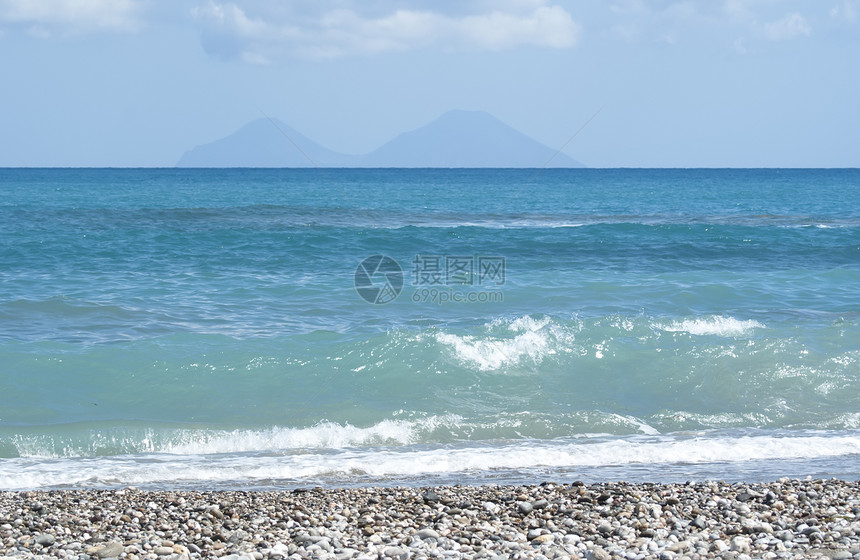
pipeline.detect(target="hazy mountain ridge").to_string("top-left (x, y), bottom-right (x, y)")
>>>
top-left (176, 110), bottom-right (584, 168)
top-left (176, 118), bottom-right (359, 168)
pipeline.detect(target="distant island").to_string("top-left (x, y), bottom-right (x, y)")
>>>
top-left (176, 110), bottom-right (584, 168)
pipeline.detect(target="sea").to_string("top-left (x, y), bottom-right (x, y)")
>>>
top-left (1, 167), bottom-right (859, 490)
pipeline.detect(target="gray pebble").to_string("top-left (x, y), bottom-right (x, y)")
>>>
top-left (422, 490), bottom-right (440, 503)
top-left (416, 529), bottom-right (440, 540)
top-left (34, 534), bottom-right (55, 546)
top-left (517, 502), bottom-right (534, 515)
top-left (94, 542), bottom-right (123, 559)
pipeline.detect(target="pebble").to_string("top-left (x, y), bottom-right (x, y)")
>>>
top-left (0, 479), bottom-right (858, 560)
top-left (415, 529), bottom-right (440, 540)
top-left (517, 501), bottom-right (534, 514)
top-left (94, 542), bottom-right (123, 559)
top-left (33, 535), bottom-right (54, 547)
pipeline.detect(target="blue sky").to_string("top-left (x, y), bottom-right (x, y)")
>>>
top-left (1, 0), bottom-right (858, 167)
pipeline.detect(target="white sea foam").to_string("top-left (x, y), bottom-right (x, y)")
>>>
top-left (3, 431), bottom-right (860, 490)
top-left (609, 414), bottom-right (661, 435)
top-left (659, 316), bottom-right (765, 337)
top-left (169, 414), bottom-right (461, 454)
top-left (435, 331), bottom-right (549, 370)
top-left (4, 416), bottom-right (462, 459)
top-left (436, 316), bottom-right (576, 371)
top-left (162, 420), bottom-right (421, 455)
top-left (835, 413), bottom-right (860, 430)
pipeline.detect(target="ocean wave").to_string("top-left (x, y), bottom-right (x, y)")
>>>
top-left (434, 315), bottom-right (578, 371)
top-left (658, 316), bottom-right (765, 337)
top-left (0, 410), bottom-right (705, 461)
top-left (1, 416), bottom-right (461, 459)
top-left (3, 430), bottom-right (859, 490)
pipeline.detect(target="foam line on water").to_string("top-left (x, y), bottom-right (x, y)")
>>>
top-left (658, 316), bottom-right (765, 337)
top-left (2, 431), bottom-right (859, 490)
top-left (2, 416), bottom-right (462, 458)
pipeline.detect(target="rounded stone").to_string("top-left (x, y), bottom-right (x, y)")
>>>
top-left (517, 502), bottom-right (534, 515)
top-left (35, 534), bottom-right (56, 546)
top-left (95, 542), bottom-right (124, 559)
top-left (416, 528), bottom-right (440, 540)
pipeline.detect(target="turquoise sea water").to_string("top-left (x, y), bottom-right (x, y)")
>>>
top-left (1, 168), bottom-right (859, 489)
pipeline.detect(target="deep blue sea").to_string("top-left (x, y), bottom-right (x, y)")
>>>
top-left (1, 168), bottom-right (859, 490)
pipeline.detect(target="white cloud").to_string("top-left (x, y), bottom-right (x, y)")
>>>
top-left (0, 0), bottom-right (143, 34)
top-left (830, 0), bottom-right (858, 23)
top-left (191, 1), bottom-right (581, 62)
top-left (763, 12), bottom-right (811, 40)
top-left (604, 1), bottom-right (818, 49)
top-left (460, 6), bottom-right (579, 50)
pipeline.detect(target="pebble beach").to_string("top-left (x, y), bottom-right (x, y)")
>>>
top-left (2, 479), bottom-right (859, 560)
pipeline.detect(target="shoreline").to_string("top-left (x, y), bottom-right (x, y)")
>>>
top-left (2, 479), bottom-right (859, 559)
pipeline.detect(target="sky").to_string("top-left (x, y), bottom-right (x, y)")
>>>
top-left (1, 0), bottom-right (858, 168)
